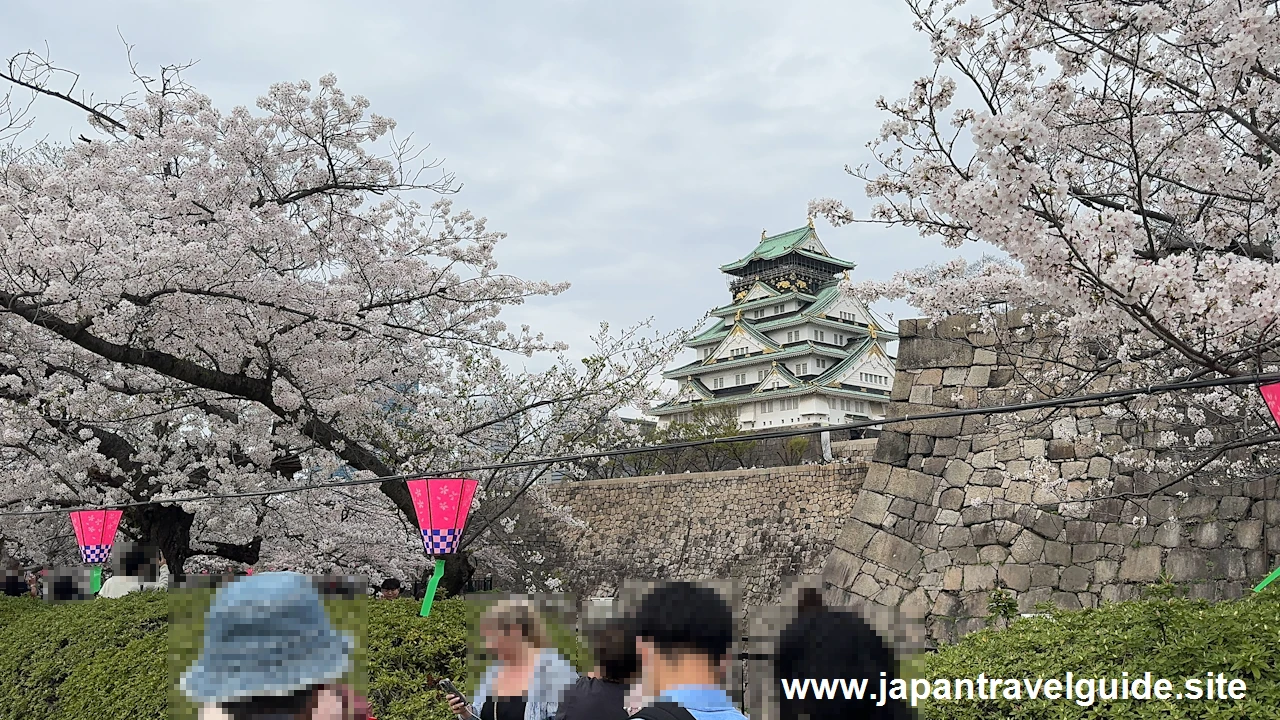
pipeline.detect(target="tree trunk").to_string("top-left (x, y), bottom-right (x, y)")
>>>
top-left (437, 551), bottom-right (474, 598)
top-left (129, 503), bottom-right (194, 581)
top-left (126, 503), bottom-right (262, 582)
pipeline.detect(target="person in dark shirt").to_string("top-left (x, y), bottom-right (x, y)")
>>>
top-left (774, 588), bottom-right (911, 720)
top-left (1, 559), bottom-right (27, 597)
top-left (556, 616), bottom-right (636, 720)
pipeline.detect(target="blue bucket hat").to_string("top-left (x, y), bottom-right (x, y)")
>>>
top-left (180, 572), bottom-right (354, 704)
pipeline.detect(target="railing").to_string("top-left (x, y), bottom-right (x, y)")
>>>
top-left (464, 575), bottom-right (493, 593)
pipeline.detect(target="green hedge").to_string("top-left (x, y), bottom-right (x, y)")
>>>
top-left (0, 593), bottom-right (580, 720)
top-left (919, 590), bottom-right (1280, 720)
top-left (3, 590), bottom-right (1277, 719)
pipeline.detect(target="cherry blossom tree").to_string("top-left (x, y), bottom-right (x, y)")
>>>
top-left (813, 0), bottom-right (1280, 502)
top-left (0, 51), bottom-right (680, 590)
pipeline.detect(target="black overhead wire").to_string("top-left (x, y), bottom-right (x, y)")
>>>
top-left (2, 370), bottom-right (1279, 518)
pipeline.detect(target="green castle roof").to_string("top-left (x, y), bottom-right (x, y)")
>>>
top-left (719, 225), bottom-right (856, 273)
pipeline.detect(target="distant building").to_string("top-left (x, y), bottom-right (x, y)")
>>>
top-left (652, 220), bottom-right (896, 431)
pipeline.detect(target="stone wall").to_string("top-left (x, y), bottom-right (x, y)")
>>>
top-left (515, 462), bottom-right (867, 605)
top-left (822, 313), bottom-right (1280, 645)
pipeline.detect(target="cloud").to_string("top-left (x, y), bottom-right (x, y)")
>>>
top-left (1, 0), bottom-right (987, 373)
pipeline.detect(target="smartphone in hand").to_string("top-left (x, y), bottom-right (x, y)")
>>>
top-left (439, 678), bottom-right (467, 704)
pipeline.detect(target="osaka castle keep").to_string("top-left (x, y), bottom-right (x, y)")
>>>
top-left (652, 220), bottom-right (897, 431)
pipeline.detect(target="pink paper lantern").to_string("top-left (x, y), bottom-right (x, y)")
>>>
top-left (406, 478), bottom-right (478, 555)
top-left (69, 509), bottom-right (123, 564)
top-left (1261, 382), bottom-right (1280, 431)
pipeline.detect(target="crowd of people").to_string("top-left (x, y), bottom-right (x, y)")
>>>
top-left (7, 554), bottom-right (909, 719)
top-left (171, 572), bottom-right (908, 720)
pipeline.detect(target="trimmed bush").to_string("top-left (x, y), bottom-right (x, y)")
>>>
top-left (0, 592), bottom-right (168, 720)
top-left (8, 589), bottom-right (1273, 719)
top-left (0, 593), bottom-right (580, 720)
top-left (919, 590), bottom-right (1280, 719)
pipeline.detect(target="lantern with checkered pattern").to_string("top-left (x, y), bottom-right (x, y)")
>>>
top-left (407, 478), bottom-right (477, 616)
top-left (1255, 383), bottom-right (1280, 593)
top-left (70, 509), bottom-right (123, 594)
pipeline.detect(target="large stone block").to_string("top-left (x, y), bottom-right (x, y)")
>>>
top-left (963, 565), bottom-right (998, 591)
top-left (833, 519), bottom-right (878, 554)
top-left (965, 366), bottom-right (992, 387)
top-left (971, 450), bottom-right (996, 469)
top-left (1072, 543), bottom-right (1100, 564)
top-left (1051, 592), bottom-right (1083, 610)
top-left (908, 434), bottom-right (936, 455)
top-left (1119, 545), bottom-right (1163, 582)
top-left (1154, 521), bottom-right (1182, 548)
top-left (1178, 496), bottom-right (1218, 520)
top-left (979, 545), bottom-right (1009, 563)
top-left (1059, 565), bottom-right (1091, 592)
top-left (1010, 530), bottom-right (1046, 563)
top-left (1209, 548), bottom-right (1247, 580)
top-left (1044, 541), bottom-right (1072, 565)
top-left (1066, 520), bottom-right (1099, 543)
top-left (912, 414), bottom-right (964, 438)
top-left (1087, 456), bottom-right (1112, 479)
top-left (998, 563), bottom-right (1032, 591)
top-left (939, 488), bottom-right (964, 511)
top-left (897, 338), bottom-right (976, 370)
top-left (1032, 512), bottom-right (1067, 541)
top-left (864, 530), bottom-right (924, 575)
top-left (873, 431), bottom-right (911, 466)
top-left (988, 368), bottom-right (1015, 388)
top-left (1051, 417), bottom-right (1078, 439)
top-left (908, 384), bottom-right (934, 405)
top-left (921, 456), bottom-right (948, 476)
top-left (1046, 440), bottom-right (1076, 460)
top-left (851, 573), bottom-right (882, 599)
top-left (940, 527), bottom-right (972, 548)
top-left (1165, 548), bottom-right (1208, 581)
top-left (1235, 519), bottom-right (1263, 549)
top-left (942, 567), bottom-right (963, 590)
top-left (943, 460), bottom-right (974, 486)
top-left (1192, 522), bottom-right (1221, 548)
top-left (1218, 497), bottom-right (1250, 520)
top-left (1031, 564), bottom-right (1060, 587)
top-left (961, 505), bottom-right (993, 526)
top-left (885, 468), bottom-right (937, 504)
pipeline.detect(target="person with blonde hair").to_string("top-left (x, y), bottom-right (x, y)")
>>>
top-left (446, 597), bottom-right (577, 720)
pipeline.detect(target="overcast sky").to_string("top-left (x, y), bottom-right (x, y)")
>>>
top-left (4, 1), bottom-right (993, 373)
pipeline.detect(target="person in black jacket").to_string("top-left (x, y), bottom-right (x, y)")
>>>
top-left (774, 588), bottom-right (913, 720)
top-left (555, 616), bottom-right (637, 720)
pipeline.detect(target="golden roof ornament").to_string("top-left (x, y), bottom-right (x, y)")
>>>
top-left (734, 309), bottom-right (743, 322)
top-left (869, 325), bottom-right (878, 340)
top-left (808, 215), bottom-right (815, 229)
top-left (842, 270), bottom-right (850, 281)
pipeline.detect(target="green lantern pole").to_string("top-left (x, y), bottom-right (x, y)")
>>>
top-left (1254, 565), bottom-right (1280, 593)
top-left (90, 565), bottom-right (103, 594)
top-left (420, 559), bottom-right (445, 617)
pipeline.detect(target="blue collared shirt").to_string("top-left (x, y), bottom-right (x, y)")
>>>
top-left (658, 685), bottom-right (748, 720)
